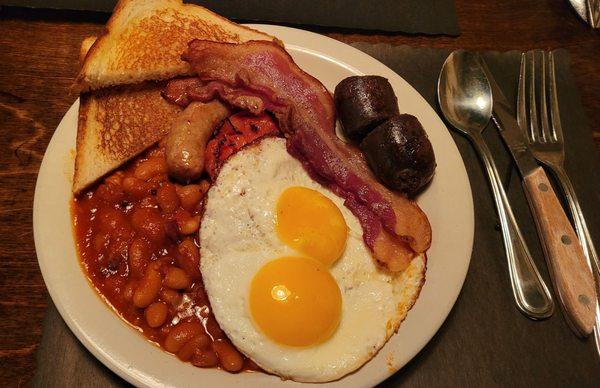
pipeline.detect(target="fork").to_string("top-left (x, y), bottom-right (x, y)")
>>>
top-left (588, 0), bottom-right (600, 28)
top-left (518, 50), bottom-right (600, 356)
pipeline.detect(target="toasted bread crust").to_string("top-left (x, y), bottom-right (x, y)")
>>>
top-left (75, 0), bottom-right (278, 92)
top-left (79, 36), bottom-right (97, 66)
top-left (73, 82), bottom-right (182, 194)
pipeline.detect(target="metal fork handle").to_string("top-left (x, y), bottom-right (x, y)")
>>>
top-left (588, 0), bottom-right (600, 28)
top-left (593, 304), bottom-right (600, 360)
top-left (470, 132), bottom-right (553, 319)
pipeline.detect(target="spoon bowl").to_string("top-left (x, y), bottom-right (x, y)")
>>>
top-left (437, 50), bottom-right (492, 136)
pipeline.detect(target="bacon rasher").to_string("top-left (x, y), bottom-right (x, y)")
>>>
top-left (163, 40), bottom-right (431, 271)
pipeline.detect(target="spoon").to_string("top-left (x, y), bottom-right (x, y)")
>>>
top-left (437, 50), bottom-right (554, 319)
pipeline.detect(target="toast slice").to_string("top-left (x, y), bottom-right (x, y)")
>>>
top-left (75, 0), bottom-right (278, 92)
top-left (73, 83), bottom-right (182, 194)
top-left (73, 0), bottom-right (278, 193)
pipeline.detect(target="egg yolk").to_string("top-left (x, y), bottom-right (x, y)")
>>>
top-left (276, 186), bottom-right (348, 267)
top-left (249, 256), bottom-right (342, 347)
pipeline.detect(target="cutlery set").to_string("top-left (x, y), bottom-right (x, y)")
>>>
top-left (438, 50), bottom-right (599, 351)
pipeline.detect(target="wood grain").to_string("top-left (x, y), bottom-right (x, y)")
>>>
top-left (0, 0), bottom-right (598, 386)
top-left (523, 167), bottom-right (596, 336)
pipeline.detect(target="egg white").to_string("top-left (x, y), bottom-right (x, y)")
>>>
top-left (200, 137), bottom-right (426, 383)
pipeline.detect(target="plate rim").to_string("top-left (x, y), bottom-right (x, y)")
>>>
top-left (33, 24), bottom-right (474, 387)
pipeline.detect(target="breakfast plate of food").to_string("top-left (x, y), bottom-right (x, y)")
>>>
top-left (33, 0), bottom-right (473, 386)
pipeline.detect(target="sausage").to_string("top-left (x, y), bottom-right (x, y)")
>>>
top-left (165, 101), bottom-right (230, 182)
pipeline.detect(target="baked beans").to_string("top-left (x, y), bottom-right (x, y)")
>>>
top-left (73, 145), bottom-right (257, 373)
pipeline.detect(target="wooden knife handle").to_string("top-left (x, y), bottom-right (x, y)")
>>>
top-left (523, 167), bottom-right (596, 336)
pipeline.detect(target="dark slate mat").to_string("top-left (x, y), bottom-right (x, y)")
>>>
top-left (0, 0), bottom-right (460, 35)
top-left (32, 45), bottom-right (600, 386)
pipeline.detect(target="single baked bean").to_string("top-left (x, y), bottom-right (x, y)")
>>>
top-left (177, 333), bottom-right (210, 361)
top-left (192, 347), bottom-right (219, 368)
top-left (99, 211), bottom-right (132, 243)
top-left (176, 184), bottom-right (204, 212)
top-left (134, 157), bottom-right (167, 181)
top-left (164, 266), bottom-right (192, 289)
top-left (148, 255), bottom-right (174, 274)
top-left (159, 288), bottom-right (182, 307)
top-left (98, 208), bottom-right (128, 233)
top-left (149, 174), bottom-right (168, 187)
top-left (131, 207), bottom-right (165, 243)
top-left (176, 239), bottom-right (201, 280)
top-left (122, 177), bottom-right (152, 199)
top-left (96, 182), bottom-right (125, 203)
top-left (178, 215), bottom-right (200, 235)
top-left (104, 172), bottom-right (123, 187)
top-left (144, 302), bottom-right (168, 328)
top-left (212, 339), bottom-right (243, 372)
top-left (157, 184), bottom-right (180, 213)
top-left (128, 237), bottom-right (151, 278)
top-left (177, 238), bottom-right (199, 254)
top-left (133, 268), bottom-right (162, 308)
top-left (122, 280), bottom-right (137, 302)
top-left (164, 321), bottom-right (203, 353)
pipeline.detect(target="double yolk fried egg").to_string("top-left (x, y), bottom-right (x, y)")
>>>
top-left (200, 138), bottom-right (426, 382)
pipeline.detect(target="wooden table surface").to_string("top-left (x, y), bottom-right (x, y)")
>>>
top-left (0, 0), bottom-right (598, 386)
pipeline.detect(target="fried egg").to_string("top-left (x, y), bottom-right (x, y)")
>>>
top-left (200, 137), bottom-right (426, 382)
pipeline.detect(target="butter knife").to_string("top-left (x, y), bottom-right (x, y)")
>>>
top-left (479, 57), bottom-right (597, 338)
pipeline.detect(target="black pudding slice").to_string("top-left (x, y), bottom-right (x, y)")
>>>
top-left (334, 76), bottom-right (399, 142)
top-left (360, 114), bottom-right (436, 196)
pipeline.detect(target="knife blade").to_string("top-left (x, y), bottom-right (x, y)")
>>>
top-left (477, 58), bottom-right (540, 178)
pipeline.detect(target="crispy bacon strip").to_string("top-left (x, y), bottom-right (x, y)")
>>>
top-left (165, 40), bottom-right (431, 270)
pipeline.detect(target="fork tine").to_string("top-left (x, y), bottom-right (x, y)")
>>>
top-left (539, 51), bottom-right (552, 143)
top-left (517, 53), bottom-right (530, 142)
top-left (527, 51), bottom-right (540, 143)
top-left (548, 51), bottom-right (563, 143)
top-left (588, 0), bottom-right (600, 28)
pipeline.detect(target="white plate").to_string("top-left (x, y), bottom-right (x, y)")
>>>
top-left (33, 25), bottom-right (474, 387)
